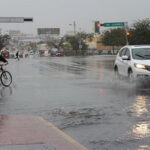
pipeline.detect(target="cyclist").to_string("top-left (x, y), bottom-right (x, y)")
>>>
top-left (0, 54), bottom-right (12, 87)
top-left (0, 54), bottom-right (8, 63)
top-left (0, 54), bottom-right (8, 74)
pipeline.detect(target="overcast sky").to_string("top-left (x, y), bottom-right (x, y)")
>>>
top-left (0, 0), bottom-right (150, 35)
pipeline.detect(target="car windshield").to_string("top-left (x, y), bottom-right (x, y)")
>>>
top-left (132, 48), bottom-right (150, 60)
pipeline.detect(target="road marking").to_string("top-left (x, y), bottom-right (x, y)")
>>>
top-left (39, 117), bottom-right (88, 150)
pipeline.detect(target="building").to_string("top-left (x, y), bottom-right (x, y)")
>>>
top-left (86, 35), bottom-right (120, 51)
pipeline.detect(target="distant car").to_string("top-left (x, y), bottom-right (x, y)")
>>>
top-left (29, 51), bottom-right (34, 55)
top-left (101, 50), bottom-right (112, 55)
top-left (93, 50), bottom-right (102, 55)
top-left (55, 52), bottom-right (62, 56)
top-left (50, 48), bottom-right (58, 56)
top-left (9, 53), bottom-right (15, 58)
top-left (114, 45), bottom-right (150, 82)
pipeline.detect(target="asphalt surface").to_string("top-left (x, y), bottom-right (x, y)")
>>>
top-left (0, 55), bottom-right (150, 150)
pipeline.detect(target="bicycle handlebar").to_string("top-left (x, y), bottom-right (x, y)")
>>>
top-left (0, 62), bottom-right (8, 66)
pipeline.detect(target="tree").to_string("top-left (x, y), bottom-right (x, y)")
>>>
top-left (130, 18), bottom-right (150, 44)
top-left (87, 33), bottom-right (94, 42)
top-left (47, 37), bottom-right (64, 50)
top-left (65, 35), bottom-right (79, 54)
top-left (63, 42), bottom-right (72, 50)
top-left (0, 34), bottom-right (10, 50)
top-left (101, 28), bottom-right (126, 46)
top-left (65, 32), bottom-right (88, 55)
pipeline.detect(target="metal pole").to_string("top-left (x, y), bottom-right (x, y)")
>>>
top-left (126, 36), bottom-right (129, 45)
top-left (73, 21), bottom-right (76, 34)
top-left (125, 22), bottom-right (129, 45)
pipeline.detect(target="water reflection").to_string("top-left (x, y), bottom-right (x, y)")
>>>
top-left (0, 86), bottom-right (13, 98)
top-left (0, 114), bottom-right (8, 128)
top-left (99, 89), bottom-right (103, 96)
top-left (43, 61), bottom-right (87, 75)
top-left (131, 91), bottom-right (150, 146)
top-left (133, 122), bottom-right (150, 138)
top-left (41, 56), bottom-right (115, 78)
top-left (133, 95), bottom-right (148, 117)
top-left (137, 145), bottom-right (150, 150)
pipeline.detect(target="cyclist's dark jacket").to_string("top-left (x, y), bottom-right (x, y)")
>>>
top-left (0, 55), bottom-right (7, 63)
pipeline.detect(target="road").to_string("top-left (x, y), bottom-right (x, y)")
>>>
top-left (0, 55), bottom-right (150, 150)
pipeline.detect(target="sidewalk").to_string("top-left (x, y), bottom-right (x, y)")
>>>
top-left (0, 114), bottom-right (88, 150)
top-left (0, 144), bottom-right (54, 150)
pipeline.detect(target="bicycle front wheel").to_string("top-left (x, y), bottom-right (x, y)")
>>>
top-left (1, 71), bottom-right (12, 87)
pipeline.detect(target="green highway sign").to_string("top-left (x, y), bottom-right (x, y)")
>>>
top-left (103, 22), bottom-right (125, 27)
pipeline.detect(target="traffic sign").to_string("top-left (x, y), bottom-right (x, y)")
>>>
top-left (0, 17), bottom-right (33, 23)
top-left (79, 44), bottom-right (82, 49)
top-left (103, 22), bottom-right (125, 27)
top-left (37, 28), bottom-right (60, 35)
top-left (24, 18), bottom-right (33, 22)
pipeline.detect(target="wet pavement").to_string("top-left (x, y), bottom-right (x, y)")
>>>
top-left (0, 55), bottom-right (150, 150)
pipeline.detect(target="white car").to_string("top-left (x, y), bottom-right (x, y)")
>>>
top-left (114, 45), bottom-right (150, 82)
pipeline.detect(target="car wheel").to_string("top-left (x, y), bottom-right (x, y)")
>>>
top-left (114, 67), bottom-right (120, 79)
top-left (128, 70), bottom-right (134, 83)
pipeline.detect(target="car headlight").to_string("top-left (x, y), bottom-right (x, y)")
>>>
top-left (134, 63), bottom-right (146, 69)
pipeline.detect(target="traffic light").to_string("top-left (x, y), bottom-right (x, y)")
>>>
top-left (95, 21), bottom-right (100, 33)
top-left (126, 32), bottom-right (130, 36)
top-left (126, 32), bottom-right (131, 45)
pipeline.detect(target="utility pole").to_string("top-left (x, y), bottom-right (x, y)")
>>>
top-left (125, 22), bottom-right (130, 45)
top-left (69, 21), bottom-right (76, 35)
top-left (73, 21), bottom-right (76, 35)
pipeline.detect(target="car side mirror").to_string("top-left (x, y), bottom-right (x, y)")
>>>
top-left (122, 55), bottom-right (130, 60)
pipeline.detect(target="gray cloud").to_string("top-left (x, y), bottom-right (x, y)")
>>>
top-left (0, 0), bottom-right (150, 34)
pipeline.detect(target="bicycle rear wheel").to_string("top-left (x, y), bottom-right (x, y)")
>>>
top-left (0, 71), bottom-right (12, 87)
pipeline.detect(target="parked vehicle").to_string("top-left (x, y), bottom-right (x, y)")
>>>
top-left (93, 50), bottom-right (102, 55)
top-left (56, 52), bottom-right (62, 56)
top-left (50, 48), bottom-right (58, 56)
top-left (101, 50), bottom-right (112, 55)
top-left (9, 53), bottom-right (15, 58)
top-left (114, 45), bottom-right (150, 82)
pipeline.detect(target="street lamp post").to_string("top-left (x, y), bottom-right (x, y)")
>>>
top-left (125, 22), bottom-right (130, 45)
top-left (73, 21), bottom-right (76, 34)
top-left (69, 21), bottom-right (76, 35)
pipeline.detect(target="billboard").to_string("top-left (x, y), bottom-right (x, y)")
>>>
top-left (37, 28), bottom-right (60, 35)
top-left (9, 30), bottom-right (21, 36)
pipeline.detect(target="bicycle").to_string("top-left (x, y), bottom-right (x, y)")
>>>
top-left (0, 62), bottom-right (12, 87)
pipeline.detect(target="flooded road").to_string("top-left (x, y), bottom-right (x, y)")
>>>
top-left (0, 55), bottom-right (150, 150)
